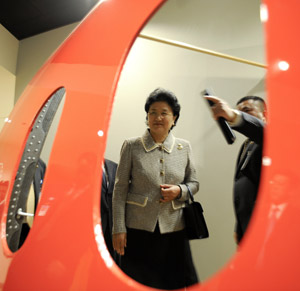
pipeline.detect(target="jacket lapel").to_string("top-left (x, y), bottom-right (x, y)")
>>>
top-left (236, 141), bottom-right (257, 174)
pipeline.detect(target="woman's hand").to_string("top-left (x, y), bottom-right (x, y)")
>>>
top-left (113, 233), bottom-right (127, 256)
top-left (160, 184), bottom-right (181, 202)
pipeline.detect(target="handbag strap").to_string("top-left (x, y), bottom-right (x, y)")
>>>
top-left (186, 184), bottom-right (195, 202)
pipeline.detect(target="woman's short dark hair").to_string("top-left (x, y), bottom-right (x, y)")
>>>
top-left (145, 88), bottom-right (181, 129)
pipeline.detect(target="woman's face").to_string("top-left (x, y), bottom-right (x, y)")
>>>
top-left (147, 101), bottom-right (176, 137)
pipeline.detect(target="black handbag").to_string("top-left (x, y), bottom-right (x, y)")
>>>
top-left (183, 184), bottom-right (209, 240)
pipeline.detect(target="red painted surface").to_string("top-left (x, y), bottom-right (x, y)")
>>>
top-left (0, 0), bottom-right (299, 290)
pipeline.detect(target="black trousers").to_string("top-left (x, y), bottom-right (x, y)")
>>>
top-left (120, 225), bottom-right (199, 290)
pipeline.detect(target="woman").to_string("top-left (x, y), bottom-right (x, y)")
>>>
top-left (112, 88), bottom-right (199, 290)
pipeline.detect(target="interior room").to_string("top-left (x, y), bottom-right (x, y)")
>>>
top-left (0, 0), bottom-right (266, 284)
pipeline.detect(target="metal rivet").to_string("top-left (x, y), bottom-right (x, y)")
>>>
top-left (32, 135), bottom-right (36, 139)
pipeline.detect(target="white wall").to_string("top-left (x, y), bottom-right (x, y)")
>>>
top-left (0, 25), bottom-right (18, 132)
top-left (0, 67), bottom-right (16, 132)
top-left (11, 0), bottom-right (266, 284)
top-left (0, 25), bottom-right (18, 75)
top-left (15, 23), bottom-right (78, 102)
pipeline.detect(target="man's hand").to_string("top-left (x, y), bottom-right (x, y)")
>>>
top-left (204, 96), bottom-right (237, 123)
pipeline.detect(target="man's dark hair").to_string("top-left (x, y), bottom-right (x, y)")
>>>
top-left (236, 96), bottom-right (266, 112)
top-left (145, 88), bottom-right (181, 129)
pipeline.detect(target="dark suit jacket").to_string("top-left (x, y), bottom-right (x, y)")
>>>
top-left (19, 158), bottom-right (46, 248)
top-left (232, 112), bottom-right (264, 243)
top-left (101, 159), bottom-right (119, 263)
top-left (33, 158), bottom-right (47, 211)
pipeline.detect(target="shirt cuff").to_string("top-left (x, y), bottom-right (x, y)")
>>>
top-left (228, 110), bottom-right (242, 127)
top-left (176, 185), bottom-right (182, 199)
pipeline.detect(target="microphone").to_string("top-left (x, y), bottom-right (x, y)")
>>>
top-left (201, 89), bottom-right (236, 145)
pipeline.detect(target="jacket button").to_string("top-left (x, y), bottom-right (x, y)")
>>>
top-left (160, 171), bottom-right (165, 176)
top-left (160, 158), bottom-right (164, 163)
top-left (177, 144), bottom-right (183, 150)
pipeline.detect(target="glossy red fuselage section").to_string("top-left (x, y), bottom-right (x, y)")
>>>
top-left (0, 0), bottom-right (299, 290)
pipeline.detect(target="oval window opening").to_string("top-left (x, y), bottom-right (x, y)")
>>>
top-left (104, 0), bottom-right (266, 287)
top-left (6, 87), bottom-right (65, 252)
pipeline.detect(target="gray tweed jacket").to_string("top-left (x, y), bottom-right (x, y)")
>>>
top-left (112, 130), bottom-right (199, 235)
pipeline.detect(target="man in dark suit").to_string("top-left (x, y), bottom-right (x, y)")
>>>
top-left (33, 158), bottom-right (47, 211)
top-left (19, 158), bottom-right (46, 248)
top-left (101, 158), bottom-right (120, 264)
top-left (205, 95), bottom-right (266, 244)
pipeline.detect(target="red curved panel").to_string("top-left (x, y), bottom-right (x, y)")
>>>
top-left (0, 0), bottom-right (300, 290)
top-left (0, 1), bottom-right (165, 290)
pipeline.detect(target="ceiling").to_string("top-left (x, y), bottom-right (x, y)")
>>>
top-left (0, 0), bottom-right (99, 40)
